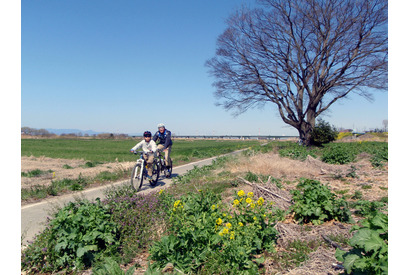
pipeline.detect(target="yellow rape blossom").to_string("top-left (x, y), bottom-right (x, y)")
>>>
top-left (230, 231), bottom-right (235, 240)
top-left (250, 203), bottom-right (255, 208)
top-left (222, 228), bottom-right (229, 235)
top-left (216, 218), bottom-right (223, 225)
top-left (226, 222), bottom-right (232, 229)
top-left (159, 189), bottom-right (163, 194)
top-left (233, 199), bottom-right (240, 206)
top-left (257, 197), bottom-right (264, 206)
top-left (211, 205), bottom-right (216, 210)
top-left (247, 192), bottom-right (254, 198)
top-left (238, 222), bottom-right (244, 227)
top-left (237, 190), bottom-right (245, 197)
top-left (246, 198), bottom-right (252, 204)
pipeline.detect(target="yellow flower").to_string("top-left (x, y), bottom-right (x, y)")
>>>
top-left (246, 198), bottom-right (252, 204)
top-left (237, 190), bottom-right (245, 197)
top-left (233, 199), bottom-right (240, 206)
top-left (173, 200), bottom-right (181, 208)
top-left (238, 222), bottom-right (244, 227)
top-left (223, 213), bottom-right (227, 217)
top-left (247, 192), bottom-right (254, 198)
top-left (159, 189), bottom-right (163, 194)
top-left (216, 218), bottom-right (223, 225)
top-left (226, 222), bottom-right (232, 229)
top-left (222, 228), bottom-right (229, 235)
top-left (211, 205), bottom-right (216, 210)
top-left (257, 197), bottom-right (264, 206)
top-left (230, 231), bottom-right (235, 240)
top-left (250, 203), bottom-right (255, 208)
top-left (228, 215), bottom-right (232, 219)
top-left (253, 216), bottom-right (257, 221)
top-left (219, 232), bottom-right (224, 236)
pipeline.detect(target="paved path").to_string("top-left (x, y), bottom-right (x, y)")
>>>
top-left (21, 150), bottom-right (246, 245)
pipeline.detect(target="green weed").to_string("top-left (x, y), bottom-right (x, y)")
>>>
top-left (290, 178), bottom-right (353, 225)
top-left (336, 212), bottom-right (388, 274)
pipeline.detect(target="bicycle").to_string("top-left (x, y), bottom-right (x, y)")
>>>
top-left (154, 149), bottom-right (173, 178)
top-left (130, 151), bottom-right (159, 191)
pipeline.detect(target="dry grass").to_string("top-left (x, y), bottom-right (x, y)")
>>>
top-left (226, 152), bottom-right (388, 202)
top-left (223, 150), bottom-right (387, 274)
top-left (227, 152), bottom-right (319, 180)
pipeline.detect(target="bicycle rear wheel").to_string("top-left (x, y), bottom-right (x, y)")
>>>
top-left (166, 159), bottom-right (173, 178)
top-left (130, 163), bottom-right (144, 191)
top-left (151, 160), bottom-right (160, 186)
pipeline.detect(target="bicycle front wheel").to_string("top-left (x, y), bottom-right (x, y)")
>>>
top-left (130, 163), bottom-right (144, 191)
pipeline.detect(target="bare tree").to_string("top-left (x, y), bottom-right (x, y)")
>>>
top-left (206, 0), bottom-right (387, 145)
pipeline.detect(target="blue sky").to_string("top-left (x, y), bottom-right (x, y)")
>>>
top-left (20, 0), bottom-right (388, 136)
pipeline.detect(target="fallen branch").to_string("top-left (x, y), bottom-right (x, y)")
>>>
top-left (238, 177), bottom-right (292, 203)
top-left (321, 234), bottom-right (347, 251)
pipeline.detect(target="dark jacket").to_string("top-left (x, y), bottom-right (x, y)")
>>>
top-left (153, 129), bottom-right (173, 149)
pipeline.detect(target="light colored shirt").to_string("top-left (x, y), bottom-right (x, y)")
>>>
top-left (131, 140), bottom-right (157, 155)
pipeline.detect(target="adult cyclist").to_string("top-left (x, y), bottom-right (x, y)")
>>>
top-left (153, 123), bottom-right (173, 177)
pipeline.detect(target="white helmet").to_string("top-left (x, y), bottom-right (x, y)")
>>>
top-left (157, 123), bottom-right (165, 128)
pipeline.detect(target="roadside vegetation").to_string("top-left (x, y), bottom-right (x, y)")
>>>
top-left (21, 139), bottom-right (260, 202)
top-left (21, 138), bottom-right (388, 274)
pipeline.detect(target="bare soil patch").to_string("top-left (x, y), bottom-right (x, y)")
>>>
top-left (21, 156), bottom-right (136, 188)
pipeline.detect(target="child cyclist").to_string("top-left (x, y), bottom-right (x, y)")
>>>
top-left (130, 131), bottom-right (157, 182)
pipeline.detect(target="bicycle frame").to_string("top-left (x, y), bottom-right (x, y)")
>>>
top-left (133, 152), bottom-right (146, 179)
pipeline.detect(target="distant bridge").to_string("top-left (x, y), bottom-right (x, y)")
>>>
top-left (172, 135), bottom-right (298, 140)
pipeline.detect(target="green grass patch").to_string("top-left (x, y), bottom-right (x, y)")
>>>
top-left (21, 169), bottom-right (53, 178)
top-left (22, 138), bottom-right (261, 165)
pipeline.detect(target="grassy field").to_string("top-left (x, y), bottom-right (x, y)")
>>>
top-left (21, 138), bottom-right (262, 165)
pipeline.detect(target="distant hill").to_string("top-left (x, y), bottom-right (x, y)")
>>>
top-left (46, 128), bottom-right (103, 136)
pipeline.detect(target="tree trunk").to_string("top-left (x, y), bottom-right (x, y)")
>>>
top-left (298, 112), bottom-right (316, 146)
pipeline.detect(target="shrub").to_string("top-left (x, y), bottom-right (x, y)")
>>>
top-left (335, 212), bottom-right (388, 274)
top-left (278, 143), bottom-right (318, 160)
top-left (321, 145), bottom-right (356, 164)
top-left (290, 178), bottom-right (353, 225)
top-left (148, 189), bottom-right (279, 274)
top-left (21, 199), bottom-right (121, 273)
top-left (309, 119), bottom-right (338, 146)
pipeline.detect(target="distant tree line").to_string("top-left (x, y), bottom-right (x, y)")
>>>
top-left (21, 127), bottom-right (130, 139)
top-left (21, 127), bottom-right (55, 137)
